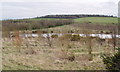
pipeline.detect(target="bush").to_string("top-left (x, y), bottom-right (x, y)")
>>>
top-left (51, 34), bottom-right (58, 38)
top-left (70, 34), bottom-right (80, 41)
top-left (59, 34), bottom-right (80, 41)
top-left (101, 48), bottom-right (120, 70)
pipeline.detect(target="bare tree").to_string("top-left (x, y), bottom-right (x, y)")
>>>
top-left (111, 28), bottom-right (116, 53)
top-left (84, 29), bottom-right (93, 61)
top-left (87, 36), bottom-right (93, 61)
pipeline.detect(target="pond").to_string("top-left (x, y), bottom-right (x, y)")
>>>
top-left (21, 33), bottom-right (120, 39)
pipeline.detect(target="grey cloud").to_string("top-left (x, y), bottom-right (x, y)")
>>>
top-left (98, 1), bottom-right (118, 16)
top-left (1, 2), bottom-right (118, 19)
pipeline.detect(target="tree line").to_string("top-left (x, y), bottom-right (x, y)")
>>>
top-left (2, 19), bottom-right (74, 31)
top-left (38, 14), bottom-right (114, 19)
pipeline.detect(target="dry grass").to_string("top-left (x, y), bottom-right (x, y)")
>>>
top-left (2, 32), bottom-right (117, 70)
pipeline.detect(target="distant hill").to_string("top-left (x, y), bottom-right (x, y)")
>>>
top-left (35, 14), bottom-right (115, 19)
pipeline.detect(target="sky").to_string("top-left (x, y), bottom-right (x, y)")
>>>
top-left (0, 0), bottom-right (119, 20)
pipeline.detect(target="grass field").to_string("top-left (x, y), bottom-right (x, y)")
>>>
top-left (29, 18), bottom-right (67, 20)
top-left (30, 17), bottom-right (118, 25)
top-left (74, 17), bottom-right (118, 25)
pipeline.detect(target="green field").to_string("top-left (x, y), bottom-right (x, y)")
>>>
top-left (29, 18), bottom-right (67, 20)
top-left (29, 17), bottom-right (118, 25)
top-left (74, 17), bottom-right (118, 25)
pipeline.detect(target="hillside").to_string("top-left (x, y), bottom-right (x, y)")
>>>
top-left (2, 16), bottom-right (118, 32)
top-left (30, 17), bottom-right (118, 24)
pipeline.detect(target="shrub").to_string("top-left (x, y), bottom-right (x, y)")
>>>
top-left (51, 34), bottom-right (58, 38)
top-left (70, 34), bottom-right (80, 41)
top-left (101, 48), bottom-right (120, 70)
top-left (59, 34), bottom-right (80, 41)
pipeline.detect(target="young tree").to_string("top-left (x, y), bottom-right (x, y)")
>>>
top-left (102, 48), bottom-right (120, 70)
top-left (87, 36), bottom-right (93, 61)
top-left (111, 28), bottom-right (116, 53)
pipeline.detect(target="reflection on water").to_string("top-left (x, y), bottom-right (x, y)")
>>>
top-left (21, 33), bottom-right (120, 39)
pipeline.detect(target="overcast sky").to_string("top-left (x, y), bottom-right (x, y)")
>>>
top-left (0, 0), bottom-right (119, 20)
